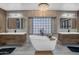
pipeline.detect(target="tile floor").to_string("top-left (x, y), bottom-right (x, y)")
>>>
top-left (53, 44), bottom-right (79, 55)
top-left (0, 40), bottom-right (79, 55)
top-left (11, 42), bottom-right (35, 55)
top-left (10, 43), bottom-right (79, 55)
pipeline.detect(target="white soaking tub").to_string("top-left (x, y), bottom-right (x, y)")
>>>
top-left (29, 35), bottom-right (57, 51)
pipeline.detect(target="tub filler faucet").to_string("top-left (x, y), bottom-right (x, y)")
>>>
top-left (40, 28), bottom-right (44, 35)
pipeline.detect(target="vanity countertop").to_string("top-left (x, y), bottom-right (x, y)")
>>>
top-left (58, 32), bottom-right (79, 34)
top-left (0, 32), bottom-right (26, 35)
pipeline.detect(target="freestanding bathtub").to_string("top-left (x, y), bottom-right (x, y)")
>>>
top-left (29, 35), bottom-right (57, 51)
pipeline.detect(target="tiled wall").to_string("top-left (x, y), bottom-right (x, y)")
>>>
top-left (22, 10), bottom-right (57, 17)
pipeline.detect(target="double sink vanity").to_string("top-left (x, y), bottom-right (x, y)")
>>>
top-left (0, 32), bottom-right (26, 46)
top-left (0, 31), bottom-right (79, 46)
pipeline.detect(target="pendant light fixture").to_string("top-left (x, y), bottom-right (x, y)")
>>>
top-left (38, 3), bottom-right (49, 11)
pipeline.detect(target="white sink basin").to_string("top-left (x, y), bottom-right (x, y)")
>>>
top-left (0, 32), bottom-right (26, 35)
top-left (58, 32), bottom-right (79, 34)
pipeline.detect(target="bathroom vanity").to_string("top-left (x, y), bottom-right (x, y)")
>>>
top-left (0, 32), bottom-right (26, 46)
top-left (58, 32), bottom-right (79, 44)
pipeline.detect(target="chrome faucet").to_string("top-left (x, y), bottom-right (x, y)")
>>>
top-left (68, 29), bottom-right (70, 32)
top-left (40, 28), bottom-right (44, 35)
top-left (14, 29), bottom-right (16, 33)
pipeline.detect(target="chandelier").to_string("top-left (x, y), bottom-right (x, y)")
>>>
top-left (38, 3), bottom-right (49, 11)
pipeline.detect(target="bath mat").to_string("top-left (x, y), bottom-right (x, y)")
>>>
top-left (0, 48), bottom-right (16, 55)
top-left (35, 51), bottom-right (53, 55)
top-left (68, 46), bottom-right (79, 52)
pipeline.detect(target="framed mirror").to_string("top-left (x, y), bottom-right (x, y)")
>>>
top-left (7, 18), bottom-right (24, 29)
top-left (60, 18), bottom-right (71, 29)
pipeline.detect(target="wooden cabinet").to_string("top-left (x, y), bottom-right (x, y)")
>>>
top-left (0, 8), bottom-right (6, 32)
top-left (0, 34), bottom-right (26, 46)
top-left (58, 33), bottom-right (79, 44)
top-left (77, 11), bottom-right (79, 32)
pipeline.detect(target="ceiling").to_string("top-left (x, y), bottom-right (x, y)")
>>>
top-left (0, 3), bottom-right (79, 11)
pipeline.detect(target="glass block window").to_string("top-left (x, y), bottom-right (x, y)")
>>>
top-left (32, 17), bottom-right (52, 35)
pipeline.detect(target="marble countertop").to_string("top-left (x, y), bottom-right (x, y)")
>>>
top-left (0, 32), bottom-right (26, 35)
top-left (58, 32), bottom-right (79, 34)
